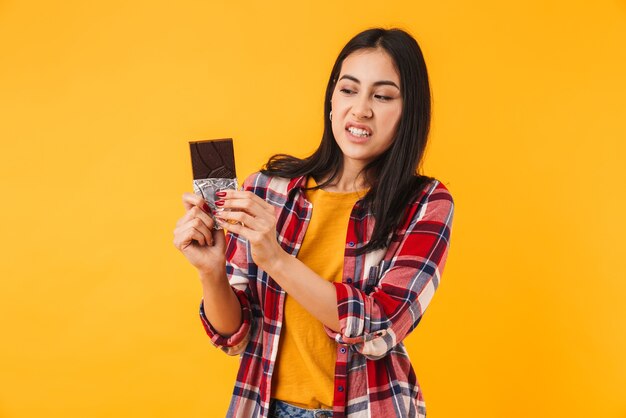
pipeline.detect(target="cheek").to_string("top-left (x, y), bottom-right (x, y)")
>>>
top-left (330, 115), bottom-right (344, 140)
top-left (381, 109), bottom-right (402, 135)
top-left (331, 97), bottom-right (346, 114)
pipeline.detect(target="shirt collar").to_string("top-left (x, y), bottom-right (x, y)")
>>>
top-left (286, 175), bottom-right (308, 193)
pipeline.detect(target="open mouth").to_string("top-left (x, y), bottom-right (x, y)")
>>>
top-left (346, 126), bottom-right (371, 138)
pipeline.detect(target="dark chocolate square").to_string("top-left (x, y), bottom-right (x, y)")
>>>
top-left (189, 138), bottom-right (236, 179)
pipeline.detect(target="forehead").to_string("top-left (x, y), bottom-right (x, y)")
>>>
top-left (339, 48), bottom-right (400, 84)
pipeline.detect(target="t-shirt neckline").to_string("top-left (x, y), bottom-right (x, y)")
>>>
top-left (307, 176), bottom-right (369, 198)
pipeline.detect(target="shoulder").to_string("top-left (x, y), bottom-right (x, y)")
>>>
top-left (420, 178), bottom-right (454, 207)
top-left (405, 177), bottom-right (455, 227)
top-left (241, 171), bottom-right (272, 191)
top-left (241, 171), bottom-right (306, 202)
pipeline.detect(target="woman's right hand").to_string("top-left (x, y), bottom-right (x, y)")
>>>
top-left (173, 192), bottom-right (226, 277)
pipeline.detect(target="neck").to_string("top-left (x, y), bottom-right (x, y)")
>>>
top-left (321, 160), bottom-right (369, 193)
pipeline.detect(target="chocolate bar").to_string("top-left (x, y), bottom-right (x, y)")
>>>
top-left (189, 138), bottom-right (236, 179)
top-left (189, 138), bottom-right (239, 230)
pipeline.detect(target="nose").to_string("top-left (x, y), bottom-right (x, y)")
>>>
top-left (351, 95), bottom-right (373, 119)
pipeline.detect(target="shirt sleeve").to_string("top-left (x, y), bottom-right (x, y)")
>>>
top-left (198, 173), bottom-right (261, 356)
top-left (324, 180), bottom-right (455, 360)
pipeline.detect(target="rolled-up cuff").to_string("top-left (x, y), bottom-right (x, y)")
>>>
top-left (323, 282), bottom-right (393, 360)
top-left (323, 282), bottom-right (388, 345)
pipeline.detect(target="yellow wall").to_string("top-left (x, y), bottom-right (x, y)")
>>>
top-left (1, 1), bottom-right (625, 417)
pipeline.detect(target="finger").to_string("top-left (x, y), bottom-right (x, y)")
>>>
top-left (215, 198), bottom-right (267, 218)
top-left (176, 205), bottom-right (215, 229)
top-left (217, 219), bottom-right (265, 247)
top-left (175, 225), bottom-right (207, 248)
top-left (177, 218), bottom-right (214, 246)
top-left (191, 217), bottom-right (215, 246)
top-left (217, 190), bottom-right (272, 212)
top-left (213, 227), bottom-right (226, 247)
top-left (173, 224), bottom-right (207, 248)
top-left (182, 192), bottom-right (212, 213)
top-left (216, 190), bottom-right (275, 220)
top-left (217, 211), bottom-right (271, 234)
top-left (214, 217), bottom-right (249, 240)
top-left (214, 209), bottom-right (256, 230)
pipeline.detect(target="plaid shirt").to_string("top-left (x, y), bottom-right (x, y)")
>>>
top-left (199, 172), bottom-right (454, 417)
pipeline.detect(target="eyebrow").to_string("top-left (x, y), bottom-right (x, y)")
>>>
top-left (338, 74), bottom-right (400, 90)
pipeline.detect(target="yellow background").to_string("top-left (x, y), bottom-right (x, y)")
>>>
top-left (1, 1), bottom-right (625, 417)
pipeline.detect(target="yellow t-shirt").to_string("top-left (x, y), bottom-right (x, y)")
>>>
top-left (271, 176), bottom-right (367, 409)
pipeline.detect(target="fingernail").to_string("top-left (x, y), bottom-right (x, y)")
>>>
top-left (215, 200), bottom-right (224, 206)
top-left (215, 191), bottom-right (227, 197)
top-left (203, 203), bottom-right (212, 214)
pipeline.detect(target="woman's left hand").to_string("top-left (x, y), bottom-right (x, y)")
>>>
top-left (213, 190), bottom-right (286, 271)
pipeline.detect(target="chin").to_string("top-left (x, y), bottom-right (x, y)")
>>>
top-left (338, 149), bottom-right (375, 166)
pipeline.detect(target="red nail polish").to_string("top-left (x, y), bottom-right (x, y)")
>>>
top-left (202, 203), bottom-right (212, 214)
top-left (215, 200), bottom-right (224, 206)
top-left (215, 191), bottom-right (227, 197)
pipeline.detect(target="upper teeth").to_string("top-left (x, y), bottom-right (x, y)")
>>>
top-left (348, 127), bottom-right (370, 137)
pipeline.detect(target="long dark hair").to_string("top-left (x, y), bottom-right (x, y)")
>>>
top-left (261, 27), bottom-right (435, 254)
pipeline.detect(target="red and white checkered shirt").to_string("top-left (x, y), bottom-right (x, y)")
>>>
top-left (199, 171), bottom-right (454, 417)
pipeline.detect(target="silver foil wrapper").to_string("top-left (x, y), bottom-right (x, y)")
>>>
top-left (193, 177), bottom-right (238, 230)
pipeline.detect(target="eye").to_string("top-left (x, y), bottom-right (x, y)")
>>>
top-left (374, 95), bottom-right (392, 101)
top-left (340, 88), bottom-right (355, 94)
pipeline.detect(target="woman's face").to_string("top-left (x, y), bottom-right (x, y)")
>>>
top-left (331, 48), bottom-right (403, 170)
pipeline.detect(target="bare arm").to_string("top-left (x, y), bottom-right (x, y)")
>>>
top-left (199, 267), bottom-right (243, 337)
top-left (213, 189), bottom-right (341, 333)
top-left (264, 252), bottom-right (340, 332)
top-left (173, 191), bottom-right (243, 338)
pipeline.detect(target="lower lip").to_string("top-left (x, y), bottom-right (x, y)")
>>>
top-left (345, 129), bottom-right (371, 143)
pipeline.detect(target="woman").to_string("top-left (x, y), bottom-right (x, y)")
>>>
top-left (173, 27), bottom-right (454, 418)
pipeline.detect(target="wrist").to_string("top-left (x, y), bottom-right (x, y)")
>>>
top-left (265, 250), bottom-right (290, 278)
top-left (198, 265), bottom-right (226, 285)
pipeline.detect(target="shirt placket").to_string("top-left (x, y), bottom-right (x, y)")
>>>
top-left (332, 203), bottom-right (365, 416)
top-left (266, 182), bottom-right (315, 414)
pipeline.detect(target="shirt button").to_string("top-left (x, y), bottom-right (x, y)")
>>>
top-left (338, 385), bottom-right (344, 392)
top-left (346, 277), bottom-right (353, 284)
top-left (340, 347), bottom-right (346, 353)
top-left (348, 242), bottom-right (355, 247)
